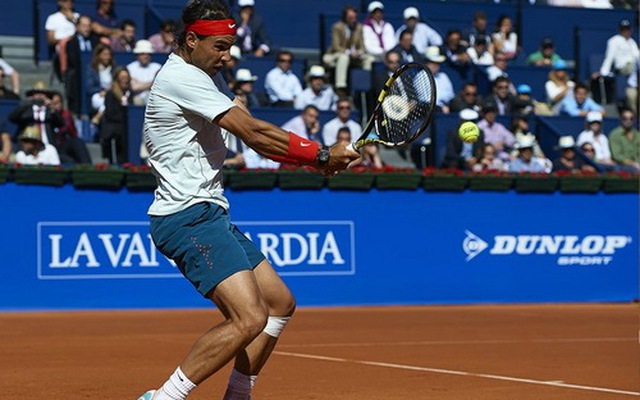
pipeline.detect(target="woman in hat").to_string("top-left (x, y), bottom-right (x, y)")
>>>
top-left (15, 125), bottom-right (61, 166)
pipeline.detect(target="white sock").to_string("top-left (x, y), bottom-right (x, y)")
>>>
top-left (153, 367), bottom-right (197, 400)
top-left (222, 369), bottom-right (258, 400)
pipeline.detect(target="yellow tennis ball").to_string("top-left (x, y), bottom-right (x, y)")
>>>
top-left (459, 121), bottom-right (480, 143)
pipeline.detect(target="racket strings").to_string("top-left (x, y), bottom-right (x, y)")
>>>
top-left (380, 66), bottom-right (435, 145)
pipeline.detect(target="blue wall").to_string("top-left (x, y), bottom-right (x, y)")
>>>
top-left (0, 183), bottom-right (637, 310)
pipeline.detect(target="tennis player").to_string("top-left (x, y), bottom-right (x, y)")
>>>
top-left (137, 1), bottom-right (359, 399)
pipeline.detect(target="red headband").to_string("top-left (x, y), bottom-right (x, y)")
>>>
top-left (185, 19), bottom-right (237, 36)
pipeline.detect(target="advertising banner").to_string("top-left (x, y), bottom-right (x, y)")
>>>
top-left (0, 184), bottom-right (637, 310)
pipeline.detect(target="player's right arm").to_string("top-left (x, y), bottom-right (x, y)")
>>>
top-left (216, 106), bottom-right (359, 172)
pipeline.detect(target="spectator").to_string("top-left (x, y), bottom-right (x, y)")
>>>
top-left (0, 58), bottom-right (20, 95)
top-left (243, 146), bottom-right (280, 169)
top-left (148, 19), bottom-right (176, 54)
top-left (362, 1), bottom-right (396, 61)
top-left (86, 43), bottom-right (116, 116)
top-left (545, 59), bottom-right (574, 111)
top-left (442, 29), bottom-right (471, 67)
top-left (361, 142), bottom-right (383, 169)
top-left (512, 84), bottom-right (534, 116)
top-left (510, 115), bottom-right (545, 159)
top-left (424, 46), bottom-right (454, 114)
top-left (322, 5), bottom-right (374, 97)
top-left (596, 19), bottom-right (639, 78)
top-left (391, 30), bottom-right (424, 65)
top-left (0, 120), bottom-right (13, 163)
top-left (235, 0), bottom-right (271, 57)
top-left (111, 19), bottom-right (136, 52)
top-left (65, 15), bottom-right (99, 115)
top-left (322, 98), bottom-right (362, 146)
top-left (442, 108), bottom-right (485, 170)
top-left (91, 0), bottom-right (120, 43)
top-left (336, 126), bottom-right (352, 144)
top-left (294, 65), bottom-right (338, 111)
top-left (559, 82), bottom-right (605, 117)
top-left (486, 53), bottom-right (509, 82)
top-left (492, 15), bottom-right (518, 60)
top-left (233, 68), bottom-right (268, 109)
top-left (264, 50), bottom-right (303, 107)
top-left (15, 125), bottom-right (61, 166)
top-left (49, 91), bottom-right (91, 164)
top-left (127, 40), bottom-right (162, 105)
top-left (508, 135), bottom-right (547, 173)
top-left (608, 108), bottom-right (640, 171)
top-left (526, 37), bottom-right (563, 67)
top-left (576, 111), bottom-right (615, 167)
top-left (8, 83), bottom-right (64, 154)
top-left (467, 35), bottom-right (493, 66)
top-left (477, 102), bottom-right (515, 161)
top-left (45, 0), bottom-right (79, 48)
top-left (485, 76), bottom-right (517, 116)
top-left (373, 50), bottom-right (400, 97)
top-left (463, 11), bottom-right (491, 48)
top-left (472, 143), bottom-right (505, 172)
top-left (552, 136), bottom-right (595, 173)
top-left (449, 82), bottom-right (483, 113)
top-left (100, 67), bottom-right (131, 164)
top-left (281, 105), bottom-right (322, 144)
top-left (0, 67), bottom-right (20, 100)
top-left (394, 7), bottom-right (442, 55)
top-left (222, 132), bottom-right (245, 170)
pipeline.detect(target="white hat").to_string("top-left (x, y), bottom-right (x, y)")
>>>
top-left (308, 65), bottom-right (326, 78)
top-left (133, 39), bottom-right (154, 54)
top-left (235, 68), bottom-right (258, 82)
top-left (425, 46), bottom-right (445, 63)
top-left (586, 111), bottom-right (603, 124)
top-left (459, 108), bottom-right (479, 121)
top-left (230, 45), bottom-right (241, 60)
top-left (368, 1), bottom-right (384, 13)
top-left (558, 135), bottom-right (575, 149)
top-left (238, 0), bottom-right (255, 7)
top-left (403, 7), bottom-right (420, 20)
top-left (515, 134), bottom-right (536, 149)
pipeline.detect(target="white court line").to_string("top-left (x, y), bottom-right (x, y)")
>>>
top-left (274, 351), bottom-right (640, 397)
top-left (278, 337), bottom-right (635, 348)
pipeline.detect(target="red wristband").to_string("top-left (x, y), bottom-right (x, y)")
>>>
top-left (287, 132), bottom-right (320, 164)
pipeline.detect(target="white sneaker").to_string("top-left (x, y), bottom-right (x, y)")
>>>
top-left (137, 390), bottom-right (156, 400)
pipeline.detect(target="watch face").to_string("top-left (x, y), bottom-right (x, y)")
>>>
top-left (318, 149), bottom-right (330, 164)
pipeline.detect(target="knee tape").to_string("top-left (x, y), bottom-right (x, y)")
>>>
top-left (263, 316), bottom-right (290, 338)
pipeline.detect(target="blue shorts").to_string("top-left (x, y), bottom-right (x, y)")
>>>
top-left (150, 202), bottom-right (265, 297)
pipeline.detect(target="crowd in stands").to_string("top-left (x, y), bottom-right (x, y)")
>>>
top-left (0, 0), bottom-right (638, 176)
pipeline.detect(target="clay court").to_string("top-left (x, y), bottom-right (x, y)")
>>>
top-left (1, 303), bottom-right (637, 399)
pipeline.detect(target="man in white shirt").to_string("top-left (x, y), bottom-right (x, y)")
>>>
top-left (15, 125), bottom-right (60, 166)
top-left (281, 105), bottom-right (323, 144)
top-left (576, 111), bottom-right (614, 166)
top-left (322, 98), bottom-right (362, 146)
top-left (598, 19), bottom-right (639, 77)
top-left (394, 7), bottom-right (442, 55)
top-left (294, 65), bottom-right (338, 111)
top-left (45, 0), bottom-right (79, 47)
top-left (362, 1), bottom-right (396, 60)
top-left (138, 3), bottom-right (358, 400)
top-left (264, 50), bottom-right (303, 106)
top-left (424, 46), bottom-right (454, 113)
top-left (0, 58), bottom-right (20, 94)
top-left (127, 39), bottom-right (162, 105)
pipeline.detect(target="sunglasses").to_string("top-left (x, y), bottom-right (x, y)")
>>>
top-left (278, 58), bottom-right (292, 63)
top-left (338, 106), bottom-right (351, 110)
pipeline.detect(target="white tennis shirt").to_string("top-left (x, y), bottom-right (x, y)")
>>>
top-left (145, 53), bottom-right (236, 216)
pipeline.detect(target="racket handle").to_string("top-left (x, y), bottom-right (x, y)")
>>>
top-left (346, 142), bottom-right (357, 152)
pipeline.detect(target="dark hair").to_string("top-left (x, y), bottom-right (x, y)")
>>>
top-left (473, 11), bottom-right (487, 21)
top-left (276, 50), bottom-right (293, 61)
top-left (303, 104), bottom-right (320, 114)
top-left (495, 15), bottom-right (512, 32)
top-left (177, 0), bottom-right (232, 48)
top-left (341, 5), bottom-right (358, 23)
top-left (160, 19), bottom-right (177, 32)
top-left (95, 0), bottom-right (116, 18)
top-left (574, 82), bottom-right (589, 93)
top-left (120, 19), bottom-right (136, 30)
top-left (399, 29), bottom-right (413, 41)
top-left (493, 76), bottom-right (510, 88)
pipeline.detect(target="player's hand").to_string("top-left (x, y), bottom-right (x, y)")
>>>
top-left (324, 141), bottom-right (360, 172)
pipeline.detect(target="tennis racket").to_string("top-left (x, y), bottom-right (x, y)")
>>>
top-left (347, 62), bottom-right (437, 151)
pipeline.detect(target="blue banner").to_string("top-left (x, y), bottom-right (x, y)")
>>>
top-left (0, 184), bottom-right (637, 310)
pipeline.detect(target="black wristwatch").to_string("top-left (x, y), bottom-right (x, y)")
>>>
top-left (316, 145), bottom-right (331, 165)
